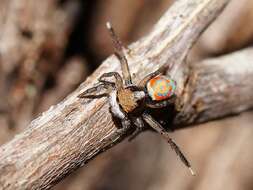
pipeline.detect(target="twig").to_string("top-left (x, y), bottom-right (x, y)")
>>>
top-left (175, 47), bottom-right (253, 126)
top-left (0, 0), bottom-right (230, 189)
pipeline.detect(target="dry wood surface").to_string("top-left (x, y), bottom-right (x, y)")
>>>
top-left (0, 0), bottom-right (241, 189)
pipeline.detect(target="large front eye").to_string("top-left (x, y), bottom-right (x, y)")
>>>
top-left (146, 75), bottom-right (176, 101)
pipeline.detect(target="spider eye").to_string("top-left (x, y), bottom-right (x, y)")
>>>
top-left (146, 76), bottom-right (176, 101)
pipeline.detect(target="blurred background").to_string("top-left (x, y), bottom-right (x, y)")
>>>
top-left (0, 0), bottom-right (253, 189)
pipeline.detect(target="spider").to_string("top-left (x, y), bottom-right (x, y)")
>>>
top-left (78, 22), bottom-right (195, 176)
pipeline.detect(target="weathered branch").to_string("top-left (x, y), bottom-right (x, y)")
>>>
top-left (0, 0), bottom-right (79, 131)
top-left (174, 47), bottom-right (253, 126)
top-left (0, 0), bottom-right (230, 189)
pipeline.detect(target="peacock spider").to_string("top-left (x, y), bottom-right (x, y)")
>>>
top-left (78, 22), bottom-right (195, 175)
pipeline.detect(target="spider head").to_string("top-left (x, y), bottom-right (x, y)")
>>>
top-left (117, 86), bottom-right (146, 114)
top-left (146, 75), bottom-right (176, 101)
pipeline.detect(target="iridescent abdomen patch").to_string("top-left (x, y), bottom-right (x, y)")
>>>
top-left (146, 76), bottom-right (176, 101)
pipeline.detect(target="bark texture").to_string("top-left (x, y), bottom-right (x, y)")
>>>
top-left (0, 0), bottom-right (231, 189)
top-left (0, 0), bottom-right (80, 135)
top-left (175, 47), bottom-right (253, 125)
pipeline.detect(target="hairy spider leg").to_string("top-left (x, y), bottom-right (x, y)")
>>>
top-left (128, 117), bottom-right (146, 141)
top-left (78, 83), bottom-right (112, 99)
top-left (138, 69), bottom-right (161, 88)
top-left (142, 113), bottom-right (195, 176)
top-left (138, 61), bottom-right (178, 88)
top-left (98, 72), bottom-right (124, 90)
top-left (114, 118), bottom-right (132, 137)
top-left (106, 22), bottom-right (132, 86)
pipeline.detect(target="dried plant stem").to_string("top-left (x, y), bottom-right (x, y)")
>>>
top-left (0, 0), bottom-right (231, 189)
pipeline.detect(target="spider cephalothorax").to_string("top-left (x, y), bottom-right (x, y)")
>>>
top-left (78, 22), bottom-right (195, 175)
top-left (117, 87), bottom-right (145, 113)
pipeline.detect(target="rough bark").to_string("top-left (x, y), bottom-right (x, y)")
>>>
top-left (175, 47), bottom-right (253, 125)
top-left (0, 0), bottom-right (230, 189)
top-left (0, 0), bottom-right (79, 133)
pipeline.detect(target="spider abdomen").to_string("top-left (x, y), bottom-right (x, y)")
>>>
top-left (146, 75), bottom-right (176, 101)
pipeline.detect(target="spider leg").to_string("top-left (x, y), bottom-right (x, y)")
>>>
top-left (138, 69), bottom-right (161, 88)
top-left (99, 72), bottom-right (123, 89)
top-left (113, 117), bottom-right (132, 137)
top-left (106, 22), bottom-right (132, 86)
top-left (145, 96), bottom-right (176, 108)
top-left (128, 117), bottom-right (145, 141)
top-left (78, 83), bottom-right (112, 99)
top-left (106, 117), bottom-right (132, 143)
top-left (142, 112), bottom-right (195, 176)
top-left (139, 61), bottom-right (177, 88)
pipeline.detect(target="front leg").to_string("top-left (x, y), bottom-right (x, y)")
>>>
top-left (107, 117), bottom-right (132, 143)
top-left (114, 117), bottom-right (132, 135)
top-left (128, 117), bottom-right (146, 141)
top-left (99, 72), bottom-right (123, 89)
top-left (78, 83), bottom-right (112, 99)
